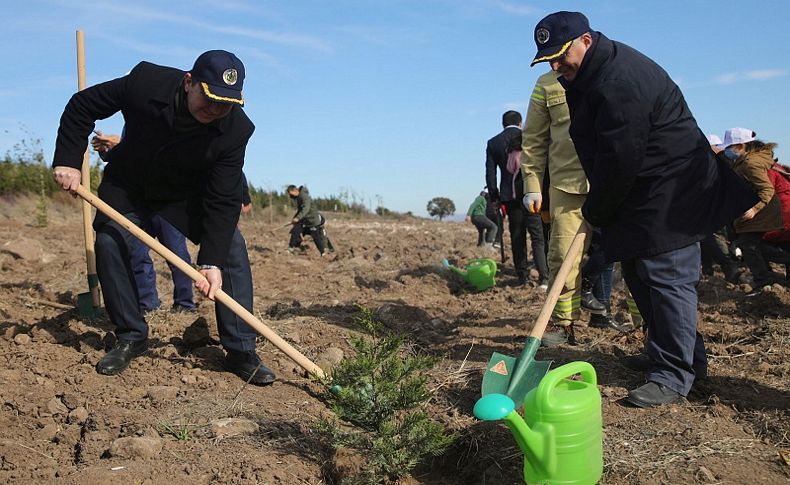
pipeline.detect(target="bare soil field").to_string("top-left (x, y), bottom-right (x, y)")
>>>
top-left (0, 196), bottom-right (788, 484)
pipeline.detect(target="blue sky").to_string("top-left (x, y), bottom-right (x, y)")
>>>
top-left (1, 0), bottom-right (788, 216)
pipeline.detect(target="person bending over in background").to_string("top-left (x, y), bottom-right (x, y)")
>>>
top-left (465, 190), bottom-right (498, 248)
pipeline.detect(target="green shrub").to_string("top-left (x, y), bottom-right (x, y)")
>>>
top-left (316, 306), bottom-right (456, 484)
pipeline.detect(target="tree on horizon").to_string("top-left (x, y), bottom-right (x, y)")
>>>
top-left (426, 197), bottom-right (455, 221)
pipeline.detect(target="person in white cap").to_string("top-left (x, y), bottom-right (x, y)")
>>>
top-left (706, 134), bottom-right (723, 154)
top-left (720, 128), bottom-right (787, 293)
top-left (700, 133), bottom-right (742, 282)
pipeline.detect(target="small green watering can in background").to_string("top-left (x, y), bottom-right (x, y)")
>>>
top-left (474, 361), bottom-right (603, 485)
top-left (441, 258), bottom-right (497, 291)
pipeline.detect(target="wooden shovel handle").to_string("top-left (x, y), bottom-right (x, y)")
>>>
top-left (76, 31), bottom-right (100, 306)
top-left (74, 185), bottom-right (325, 378)
top-left (529, 222), bottom-right (591, 339)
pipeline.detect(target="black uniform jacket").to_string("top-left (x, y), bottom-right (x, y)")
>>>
top-left (561, 33), bottom-right (757, 262)
top-left (53, 62), bottom-right (255, 267)
top-left (486, 126), bottom-right (524, 202)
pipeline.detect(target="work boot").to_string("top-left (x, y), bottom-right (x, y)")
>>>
top-left (223, 350), bottom-right (276, 386)
top-left (589, 313), bottom-right (633, 333)
top-left (580, 278), bottom-right (606, 315)
top-left (625, 382), bottom-right (684, 408)
top-left (540, 324), bottom-right (576, 347)
top-left (96, 339), bottom-right (149, 375)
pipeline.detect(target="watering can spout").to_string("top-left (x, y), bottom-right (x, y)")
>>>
top-left (441, 259), bottom-right (468, 277)
top-left (473, 394), bottom-right (556, 477)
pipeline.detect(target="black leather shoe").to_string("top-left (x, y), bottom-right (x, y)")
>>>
top-left (589, 313), bottom-right (634, 333)
top-left (581, 291), bottom-right (606, 315)
top-left (625, 381), bottom-right (684, 408)
top-left (96, 339), bottom-right (149, 375)
top-left (224, 351), bottom-right (276, 386)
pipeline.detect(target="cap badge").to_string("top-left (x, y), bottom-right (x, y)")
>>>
top-left (536, 28), bottom-right (550, 45)
top-left (222, 69), bottom-right (238, 86)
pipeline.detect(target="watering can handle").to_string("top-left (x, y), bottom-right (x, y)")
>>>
top-left (529, 222), bottom-right (591, 339)
top-left (536, 361), bottom-right (597, 411)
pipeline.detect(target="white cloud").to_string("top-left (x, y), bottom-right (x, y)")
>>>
top-left (745, 69), bottom-right (786, 80)
top-left (49, 0), bottom-right (332, 53)
top-left (502, 101), bottom-right (527, 111)
top-left (715, 69), bottom-right (786, 84)
top-left (493, 1), bottom-right (540, 16)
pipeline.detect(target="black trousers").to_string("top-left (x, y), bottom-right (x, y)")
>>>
top-left (95, 213), bottom-right (257, 353)
top-left (700, 231), bottom-right (737, 274)
top-left (738, 232), bottom-right (790, 285)
top-left (471, 215), bottom-right (498, 245)
top-left (503, 200), bottom-right (549, 281)
top-left (289, 220), bottom-right (329, 254)
top-left (621, 243), bottom-right (706, 396)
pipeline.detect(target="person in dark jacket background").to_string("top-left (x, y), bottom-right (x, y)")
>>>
top-left (486, 111), bottom-right (548, 287)
top-left (52, 50), bottom-right (276, 386)
top-left (287, 185), bottom-right (333, 256)
top-left (531, 12), bottom-right (758, 407)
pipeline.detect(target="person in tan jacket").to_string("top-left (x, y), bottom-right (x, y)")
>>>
top-left (722, 128), bottom-right (785, 292)
top-left (520, 70), bottom-right (599, 346)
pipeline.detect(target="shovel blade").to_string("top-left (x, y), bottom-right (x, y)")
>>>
top-left (481, 337), bottom-right (553, 406)
top-left (506, 358), bottom-right (552, 405)
top-left (482, 352), bottom-right (517, 396)
top-left (77, 292), bottom-right (102, 319)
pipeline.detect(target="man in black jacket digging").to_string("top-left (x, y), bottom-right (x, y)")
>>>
top-left (530, 12), bottom-right (757, 406)
top-left (52, 50), bottom-right (275, 385)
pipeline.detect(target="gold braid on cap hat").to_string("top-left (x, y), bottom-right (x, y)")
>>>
top-left (200, 82), bottom-right (244, 106)
top-left (532, 39), bottom-right (574, 64)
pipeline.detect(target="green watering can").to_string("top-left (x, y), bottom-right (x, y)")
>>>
top-left (441, 258), bottom-right (497, 291)
top-left (474, 361), bottom-right (603, 485)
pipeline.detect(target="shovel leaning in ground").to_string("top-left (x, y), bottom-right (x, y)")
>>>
top-left (74, 31), bottom-right (102, 318)
top-left (74, 185), bottom-right (326, 379)
top-left (481, 222), bottom-right (591, 405)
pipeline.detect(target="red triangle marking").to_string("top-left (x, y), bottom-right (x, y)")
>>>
top-left (490, 360), bottom-right (508, 376)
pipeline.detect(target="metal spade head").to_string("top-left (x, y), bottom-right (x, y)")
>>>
top-left (481, 337), bottom-right (552, 406)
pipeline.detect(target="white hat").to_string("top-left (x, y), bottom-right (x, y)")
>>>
top-left (706, 134), bottom-right (723, 146)
top-left (721, 127), bottom-right (756, 148)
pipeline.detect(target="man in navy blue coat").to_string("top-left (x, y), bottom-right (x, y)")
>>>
top-left (530, 12), bottom-right (758, 406)
top-left (486, 111), bottom-right (549, 287)
top-left (53, 51), bottom-right (275, 385)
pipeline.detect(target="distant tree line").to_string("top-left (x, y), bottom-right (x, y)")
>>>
top-left (0, 133), bottom-right (412, 220)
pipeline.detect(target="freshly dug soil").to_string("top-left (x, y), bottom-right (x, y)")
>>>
top-left (0, 197), bottom-right (787, 484)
